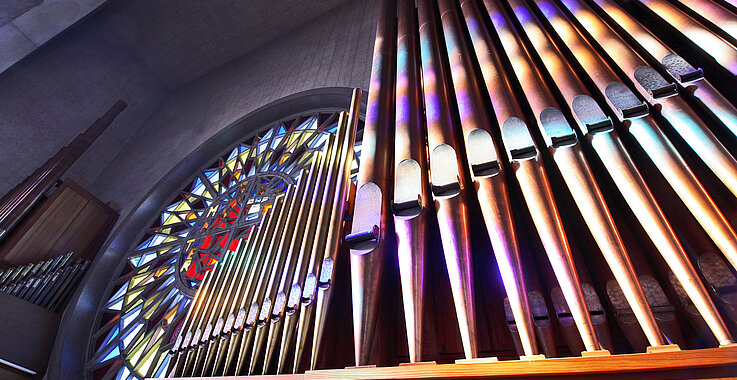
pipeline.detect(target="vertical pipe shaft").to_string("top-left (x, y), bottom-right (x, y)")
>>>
top-left (349, 0), bottom-right (397, 366)
top-left (441, 0), bottom-right (542, 358)
top-left (417, 0), bottom-right (478, 360)
top-left (393, 0), bottom-right (433, 362)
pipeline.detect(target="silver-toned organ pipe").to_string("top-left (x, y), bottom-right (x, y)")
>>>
top-left (482, 0), bottom-right (603, 353)
top-left (441, 0), bottom-right (540, 359)
top-left (588, 0), bottom-right (737, 141)
top-left (348, 0), bottom-right (397, 368)
top-left (490, 0), bottom-right (667, 350)
top-left (311, 92), bottom-right (361, 370)
top-left (669, 0), bottom-right (737, 45)
top-left (557, 0), bottom-right (737, 268)
top-left (531, 0), bottom-right (734, 345)
top-left (278, 136), bottom-right (336, 374)
top-left (635, 0), bottom-right (737, 75)
top-left (392, 0), bottom-right (433, 363)
top-left (417, 0), bottom-right (478, 360)
top-left (507, 0), bottom-right (687, 349)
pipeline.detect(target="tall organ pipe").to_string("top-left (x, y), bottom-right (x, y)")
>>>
top-left (558, 0), bottom-right (737, 273)
top-left (478, 0), bottom-right (602, 353)
top-left (635, 0), bottom-right (737, 75)
top-left (439, 0), bottom-right (539, 358)
top-left (531, 0), bottom-right (734, 345)
top-left (505, 0), bottom-right (675, 350)
top-left (294, 112), bottom-right (352, 373)
top-left (348, 0), bottom-right (397, 366)
top-left (392, 0), bottom-right (433, 363)
top-left (312, 104), bottom-right (361, 370)
top-left (417, 0), bottom-right (478, 360)
top-left (260, 163), bottom-right (318, 375)
top-left (271, 153), bottom-right (327, 374)
top-left (589, 0), bottom-right (737, 140)
top-left (489, 0), bottom-right (666, 350)
top-left (558, 0), bottom-right (737, 260)
top-left (667, 0), bottom-right (737, 46)
top-left (277, 136), bottom-right (336, 374)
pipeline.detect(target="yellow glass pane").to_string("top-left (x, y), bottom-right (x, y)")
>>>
top-left (155, 265), bottom-right (171, 277)
top-left (127, 329), bottom-right (155, 366)
top-left (133, 338), bottom-right (162, 377)
top-left (173, 201), bottom-right (190, 212)
top-left (163, 307), bottom-right (178, 325)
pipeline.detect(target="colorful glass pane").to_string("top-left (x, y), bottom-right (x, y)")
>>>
top-left (89, 110), bottom-right (359, 380)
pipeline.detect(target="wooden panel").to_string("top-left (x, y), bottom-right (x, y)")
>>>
top-left (153, 346), bottom-right (737, 379)
top-left (0, 292), bottom-right (60, 376)
top-left (0, 179), bottom-right (117, 266)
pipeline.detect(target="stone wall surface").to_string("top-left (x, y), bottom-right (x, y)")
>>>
top-left (0, 0), bottom-right (107, 73)
top-left (0, 10), bottom-right (166, 202)
top-left (89, 0), bottom-right (378, 224)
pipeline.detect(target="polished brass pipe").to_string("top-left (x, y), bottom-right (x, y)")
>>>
top-left (483, 0), bottom-right (603, 353)
top-left (391, 0), bottom-right (432, 363)
top-left (295, 112), bottom-right (351, 373)
top-left (312, 92), bottom-right (362, 370)
top-left (208, 226), bottom-right (260, 376)
top-left (247, 168), bottom-right (311, 375)
top-left (531, 0), bottom-right (734, 345)
top-left (241, 184), bottom-right (301, 375)
top-left (349, 0), bottom-right (397, 367)
top-left (198, 238), bottom-right (252, 376)
top-left (167, 267), bottom-right (214, 376)
top-left (635, 0), bottom-right (737, 75)
top-left (221, 195), bottom-right (284, 374)
top-left (443, 0), bottom-right (541, 359)
top-left (274, 151), bottom-right (330, 374)
top-left (277, 136), bottom-right (337, 373)
top-left (229, 196), bottom-right (288, 375)
top-left (588, 0), bottom-right (737, 140)
top-left (185, 249), bottom-right (238, 376)
top-left (417, 0), bottom-right (478, 360)
top-left (498, 0), bottom-right (667, 350)
top-left (212, 214), bottom-right (273, 376)
top-left (294, 127), bottom-right (350, 373)
top-left (559, 0), bottom-right (737, 202)
top-left (263, 160), bottom-right (322, 374)
top-left (670, 0), bottom-right (737, 44)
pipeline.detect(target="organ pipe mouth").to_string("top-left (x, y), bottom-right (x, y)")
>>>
top-left (604, 82), bottom-right (649, 119)
top-left (661, 54), bottom-right (703, 83)
top-left (393, 158), bottom-right (424, 218)
top-left (540, 107), bottom-right (578, 148)
top-left (501, 117), bottom-right (538, 161)
top-left (430, 144), bottom-right (463, 197)
top-left (571, 95), bottom-right (614, 135)
top-left (349, 182), bottom-right (383, 253)
top-left (634, 66), bottom-right (678, 99)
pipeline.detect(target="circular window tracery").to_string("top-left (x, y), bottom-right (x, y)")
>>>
top-left (88, 110), bottom-right (361, 380)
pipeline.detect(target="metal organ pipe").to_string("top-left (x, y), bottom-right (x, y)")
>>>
top-left (393, 0), bottom-right (433, 363)
top-left (439, 0), bottom-right (544, 359)
top-left (417, 0), bottom-right (479, 360)
top-left (154, 0), bottom-right (737, 376)
top-left (480, 0), bottom-right (605, 354)
top-left (530, 0), bottom-right (734, 345)
top-left (348, 0), bottom-right (397, 367)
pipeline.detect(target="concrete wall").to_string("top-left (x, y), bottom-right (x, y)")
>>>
top-left (88, 0), bottom-right (378, 224)
top-left (0, 0), bottom-right (107, 73)
top-left (0, 10), bottom-right (166, 200)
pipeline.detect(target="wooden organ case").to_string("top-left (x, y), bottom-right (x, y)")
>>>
top-left (160, 0), bottom-right (737, 378)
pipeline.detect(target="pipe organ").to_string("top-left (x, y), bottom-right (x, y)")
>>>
top-left (159, 0), bottom-right (737, 377)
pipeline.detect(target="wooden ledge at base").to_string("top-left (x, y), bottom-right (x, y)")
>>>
top-left (149, 345), bottom-right (737, 379)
